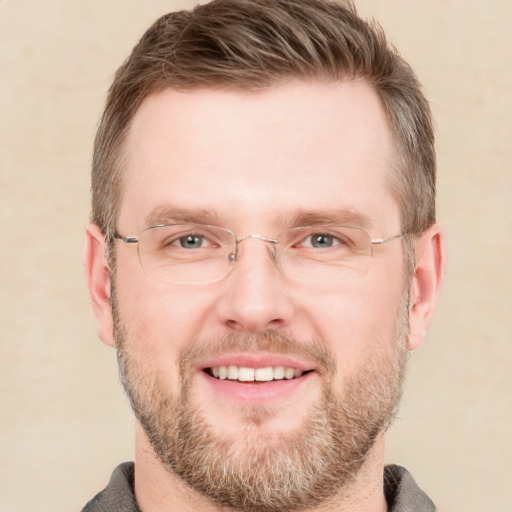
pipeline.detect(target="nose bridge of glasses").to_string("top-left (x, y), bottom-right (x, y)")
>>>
top-left (229, 233), bottom-right (279, 263)
top-left (237, 233), bottom-right (279, 244)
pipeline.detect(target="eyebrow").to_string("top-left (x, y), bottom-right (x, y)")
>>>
top-left (279, 208), bottom-right (374, 231)
top-left (145, 207), bottom-right (222, 228)
top-left (145, 205), bottom-right (374, 231)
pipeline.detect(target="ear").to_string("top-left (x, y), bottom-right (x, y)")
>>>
top-left (407, 224), bottom-right (446, 351)
top-left (84, 224), bottom-right (115, 347)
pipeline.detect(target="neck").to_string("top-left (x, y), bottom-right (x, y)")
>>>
top-left (133, 423), bottom-right (389, 512)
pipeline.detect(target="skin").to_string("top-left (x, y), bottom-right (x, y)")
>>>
top-left (84, 80), bottom-right (445, 511)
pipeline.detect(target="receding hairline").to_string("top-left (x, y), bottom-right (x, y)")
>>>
top-left (113, 76), bottom-right (402, 233)
top-left (93, 0), bottom-right (435, 256)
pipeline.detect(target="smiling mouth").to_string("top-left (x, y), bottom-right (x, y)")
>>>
top-left (205, 365), bottom-right (313, 382)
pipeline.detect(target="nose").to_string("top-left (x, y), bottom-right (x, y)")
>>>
top-left (215, 237), bottom-right (295, 333)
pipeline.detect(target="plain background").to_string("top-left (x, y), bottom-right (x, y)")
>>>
top-left (1, 1), bottom-right (511, 511)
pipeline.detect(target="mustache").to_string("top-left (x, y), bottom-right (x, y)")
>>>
top-left (178, 330), bottom-right (336, 378)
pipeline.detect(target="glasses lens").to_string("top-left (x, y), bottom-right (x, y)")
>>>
top-left (135, 224), bottom-right (374, 283)
top-left (280, 226), bottom-right (372, 280)
top-left (137, 224), bottom-right (235, 283)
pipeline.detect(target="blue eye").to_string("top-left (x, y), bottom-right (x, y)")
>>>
top-left (309, 233), bottom-right (336, 248)
top-left (177, 234), bottom-right (206, 249)
top-left (301, 233), bottom-right (345, 249)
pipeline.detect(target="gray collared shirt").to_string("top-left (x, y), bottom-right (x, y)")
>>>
top-left (82, 462), bottom-right (436, 512)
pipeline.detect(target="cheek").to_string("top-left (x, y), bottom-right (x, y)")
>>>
top-left (113, 256), bottom-right (217, 384)
top-left (297, 277), bottom-right (405, 378)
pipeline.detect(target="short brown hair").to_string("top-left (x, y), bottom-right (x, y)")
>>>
top-left (92, 0), bottom-right (435, 243)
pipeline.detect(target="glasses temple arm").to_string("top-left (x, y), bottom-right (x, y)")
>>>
top-left (111, 231), bottom-right (139, 244)
top-left (370, 233), bottom-right (403, 245)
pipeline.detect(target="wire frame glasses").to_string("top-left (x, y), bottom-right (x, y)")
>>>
top-left (113, 223), bottom-right (402, 284)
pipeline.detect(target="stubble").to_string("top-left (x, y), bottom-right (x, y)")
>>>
top-left (113, 298), bottom-right (408, 512)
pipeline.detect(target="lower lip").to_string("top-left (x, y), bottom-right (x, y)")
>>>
top-left (200, 371), bottom-right (315, 403)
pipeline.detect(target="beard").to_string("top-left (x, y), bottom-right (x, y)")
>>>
top-left (113, 294), bottom-right (408, 512)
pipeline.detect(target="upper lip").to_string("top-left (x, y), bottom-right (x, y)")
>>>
top-left (198, 353), bottom-right (317, 372)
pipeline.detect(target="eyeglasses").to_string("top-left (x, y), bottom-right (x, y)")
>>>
top-left (112, 223), bottom-right (402, 284)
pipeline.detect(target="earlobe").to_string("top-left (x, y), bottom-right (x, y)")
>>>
top-left (84, 224), bottom-right (115, 347)
top-left (407, 224), bottom-right (446, 351)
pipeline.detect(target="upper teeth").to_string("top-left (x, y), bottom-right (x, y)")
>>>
top-left (211, 366), bottom-right (303, 382)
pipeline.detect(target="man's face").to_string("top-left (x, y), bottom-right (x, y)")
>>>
top-left (112, 81), bottom-right (409, 510)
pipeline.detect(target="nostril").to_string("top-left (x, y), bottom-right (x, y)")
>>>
top-left (226, 319), bottom-right (245, 331)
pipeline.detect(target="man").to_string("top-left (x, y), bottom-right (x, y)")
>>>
top-left (83, 0), bottom-right (445, 510)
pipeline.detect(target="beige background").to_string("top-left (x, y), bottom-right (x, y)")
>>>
top-left (1, 1), bottom-right (511, 511)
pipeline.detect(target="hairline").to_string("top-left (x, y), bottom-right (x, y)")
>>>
top-left (105, 76), bottom-right (419, 283)
top-left (106, 75), bottom-right (410, 233)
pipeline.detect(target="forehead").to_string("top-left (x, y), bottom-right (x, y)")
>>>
top-left (120, 80), bottom-right (399, 233)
